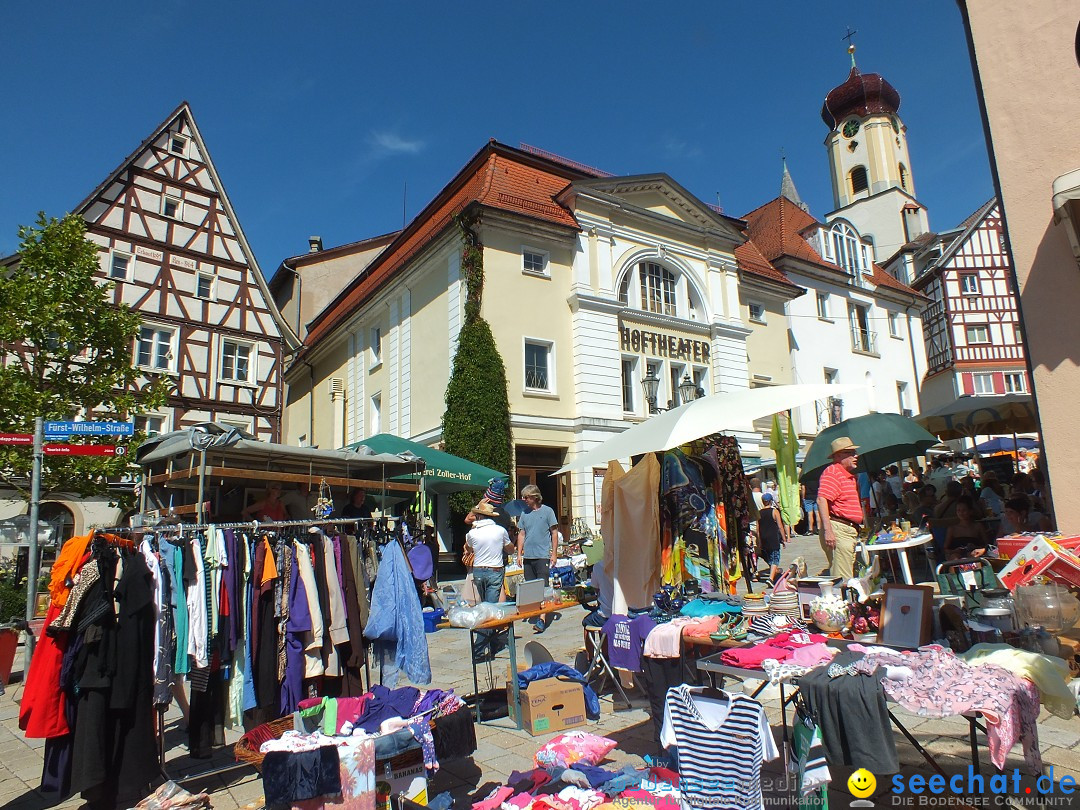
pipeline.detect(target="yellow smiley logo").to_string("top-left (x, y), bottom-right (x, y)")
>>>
top-left (848, 768), bottom-right (877, 798)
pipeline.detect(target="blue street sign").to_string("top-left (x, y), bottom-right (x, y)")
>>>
top-left (43, 420), bottom-right (135, 437)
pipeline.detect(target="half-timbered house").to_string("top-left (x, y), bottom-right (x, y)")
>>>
top-left (0, 102), bottom-right (296, 535)
top-left (888, 199), bottom-right (1026, 412)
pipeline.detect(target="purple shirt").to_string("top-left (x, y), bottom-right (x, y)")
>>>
top-left (602, 614), bottom-right (656, 672)
top-left (280, 554), bottom-right (311, 715)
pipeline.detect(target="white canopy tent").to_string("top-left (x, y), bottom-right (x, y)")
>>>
top-left (555, 383), bottom-right (862, 473)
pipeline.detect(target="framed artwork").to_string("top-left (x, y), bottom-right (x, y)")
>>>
top-left (879, 584), bottom-right (933, 648)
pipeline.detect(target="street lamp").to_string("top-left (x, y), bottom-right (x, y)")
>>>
top-left (641, 368), bottom-right (661, 414)
top-left (678, 374), bottom-right (702, 404)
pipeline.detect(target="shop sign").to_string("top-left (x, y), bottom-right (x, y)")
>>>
top-left (619, 325), bottom-right (710, 363)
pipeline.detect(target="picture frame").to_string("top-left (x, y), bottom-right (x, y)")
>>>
top-left (879, 583), bottom-right (933, 648)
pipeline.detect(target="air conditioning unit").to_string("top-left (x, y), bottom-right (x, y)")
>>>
top-left (329, 377), bottom-right (345, 401)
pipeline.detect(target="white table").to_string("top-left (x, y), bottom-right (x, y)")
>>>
top-left (855, 533), bottom-right (933, 584)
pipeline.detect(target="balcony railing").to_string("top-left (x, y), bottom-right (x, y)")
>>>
top-left (851, 327), bottom-right (879, 356)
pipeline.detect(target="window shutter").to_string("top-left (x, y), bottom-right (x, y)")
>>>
top-left (962, 373), bottom-right (975, 395)
top-left (992, 372), bottom-right (1006, 394)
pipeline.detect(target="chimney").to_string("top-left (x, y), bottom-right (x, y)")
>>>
top-left (308, 235), bottom-right (323, 253)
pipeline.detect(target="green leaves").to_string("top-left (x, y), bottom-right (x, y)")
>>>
top-left (443, 214), bottom-right (512, 518)
top-left (0, 213), bottom-right (172, 499)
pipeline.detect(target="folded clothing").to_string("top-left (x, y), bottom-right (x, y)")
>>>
top-left (262, 746), bottom-right (341, 805)
top-left (681, 616), bottom-right (722, 639)
top-left (720, 643), bottom-right (792, 669)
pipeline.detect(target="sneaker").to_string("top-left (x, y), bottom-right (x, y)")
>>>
top-left (533, 618), bottom-right (547, 634)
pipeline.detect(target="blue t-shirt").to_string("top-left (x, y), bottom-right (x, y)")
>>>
top-left (518, 504), bottom-right (558, 558)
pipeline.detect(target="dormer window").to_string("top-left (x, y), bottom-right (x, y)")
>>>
top-left (830, 222), bottom-right (869, 276)
top-left (170, 134), bottom-right (188, 156)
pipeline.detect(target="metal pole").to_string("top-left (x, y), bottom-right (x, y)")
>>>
top-left (196, 449), bottom-right (206, 523)
top-left (24, 416), bottom-right (43, 674)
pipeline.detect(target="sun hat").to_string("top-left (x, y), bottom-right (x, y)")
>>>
top-left (470, 501), bottom-right (498, 517)
top-left (484, 477), bottom-right (508, 504)
top-left (830, 437), bottom-right (859, 456)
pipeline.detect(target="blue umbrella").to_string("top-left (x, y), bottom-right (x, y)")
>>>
top-left (973, 436), bottom-right (1038, 454)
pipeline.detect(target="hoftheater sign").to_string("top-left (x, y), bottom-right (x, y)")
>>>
top-left (619, 324), bottom-right (710, 363)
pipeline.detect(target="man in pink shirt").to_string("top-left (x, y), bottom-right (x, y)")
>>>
top-left (816, 437), bottom-right (864, 579)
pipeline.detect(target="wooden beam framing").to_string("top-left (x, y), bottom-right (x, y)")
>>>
top-left (148, 466), bottom-right (419, 492)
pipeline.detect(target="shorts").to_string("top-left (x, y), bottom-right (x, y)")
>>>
top-left (803, 499), bottom-right (818, 513)
top-left (523, 558), bottom-right (550, 584)
top-left (764, 549), bottom-right (782, 567)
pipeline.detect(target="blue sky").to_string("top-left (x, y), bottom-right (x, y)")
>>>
top-left (1, 2), bottom-right (991, 278)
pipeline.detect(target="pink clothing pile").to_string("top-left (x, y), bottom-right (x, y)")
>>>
top-left (859, 645), bottom-right (1042, 772)
top-left (643, 618), bottom-right (695, 658)
top-left (718, 631), bottom-right (829, 669)
top-left (680, 616), bottom-right (722, 639)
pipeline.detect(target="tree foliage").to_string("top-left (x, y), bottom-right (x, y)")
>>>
top-left (0, 213), bottom-right (171, 500)
top-left (442, 210), bottom-right (513, 518)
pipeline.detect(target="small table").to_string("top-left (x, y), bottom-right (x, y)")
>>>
top-left (467, 598), bottom-right (578, 730)
top-left (856, 533), bottom-right (933, 584)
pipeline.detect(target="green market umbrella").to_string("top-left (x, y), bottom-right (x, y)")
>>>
top-left (799, 412), bottom-right (939, 482)
top-left (345, 433), bottom-right (505, 495)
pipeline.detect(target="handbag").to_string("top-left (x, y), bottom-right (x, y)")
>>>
top-left (462, 546), bottom-right (475, 568)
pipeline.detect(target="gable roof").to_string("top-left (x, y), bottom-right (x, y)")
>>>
top-left (733, 239), bottom-right (803, 292)
top-left (743, 195), bottom-right (837, 270)
top-left (74, 102), bottom-right (300, 351)
top-left (937, 197), bottom-right (998, 268)
top-left (566, 173), bottom-right (747, 238)
top-left (301, 141), bottom-right (592, 350)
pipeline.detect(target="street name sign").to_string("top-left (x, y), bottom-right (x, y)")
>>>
top-left (44, 421), bottom-right (134, 437)
top-left (43, 444), bottom-right (127, 457)
top-left (0, 434), bottom-right (34, 445)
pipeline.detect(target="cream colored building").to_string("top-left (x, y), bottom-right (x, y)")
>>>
top-left (281, 142), bottom-right (796, 544)
top-left (960, 1), bottom-right (1080, 530)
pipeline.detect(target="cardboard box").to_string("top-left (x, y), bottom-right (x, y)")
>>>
top-left (999, 536), bottom-right (1080, 591)
top-left (376, 747), bottom-right (428, 810)
top-left (507, 677), bottom-right (587, 736)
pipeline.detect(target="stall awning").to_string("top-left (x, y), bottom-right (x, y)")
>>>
top-left (346, 433), bottom-right (505, 494)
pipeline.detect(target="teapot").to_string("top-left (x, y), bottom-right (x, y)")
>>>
top-left (1014, 583), bottom-right (1080, 633)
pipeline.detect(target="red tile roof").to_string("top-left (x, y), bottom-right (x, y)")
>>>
top-left (302, 142), bottom-right (589, 349)
top-left (869, 264), bottom-right (925, 298)
top-left (734, 240), bottom-right (801, 290)
top-left (743, 195), bottom-right (837, 270)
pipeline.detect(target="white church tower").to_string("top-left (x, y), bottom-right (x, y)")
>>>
top-left (822, 45), bottom-right (930, 263)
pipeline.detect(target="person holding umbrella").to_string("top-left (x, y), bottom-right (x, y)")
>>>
top-left (816, 437), bottom-right (864, 580)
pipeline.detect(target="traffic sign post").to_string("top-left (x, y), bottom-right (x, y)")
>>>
top-left (25, 418), bottom-right (42, 674)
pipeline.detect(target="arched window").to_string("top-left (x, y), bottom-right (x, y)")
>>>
top-left (898, 163), bottom-right (909, 192)
top-left (639, 262), bottom-right (676, 316)
top-left (830, 222), bottom-right (865, 275)
top-left (616, 260), bottom-right (704, 320)
top-left (850, 166), bottom-right (869, 195)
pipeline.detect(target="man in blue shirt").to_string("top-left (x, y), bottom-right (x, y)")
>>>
top-left (516, 484), bottom-right (559, 632)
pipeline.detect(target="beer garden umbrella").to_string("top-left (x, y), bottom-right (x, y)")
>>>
top-left (799, 412), bottom-right (939, 481)
top-left (914, 394), bottom-right (1038, 441)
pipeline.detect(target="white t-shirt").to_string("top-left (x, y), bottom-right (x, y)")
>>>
top-left (466, 518), bottom-right (510, 568)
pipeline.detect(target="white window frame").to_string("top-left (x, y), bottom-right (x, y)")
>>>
top-left (108, 250), bottom-right (132, 281)
top-left (169, 133), bottom-right (188, 156)
top-left (196, 272), bottom-right (216, 301)
top-left (830, 222), bottom-right (865, 275)
top-left (134, 412), bottom-right (170, 437)
top-left (369, 326), bottom-right (382, 370)
top-left (161, 194), bottom-right (182, 220)
top-left (620, 356), bottom-right (638, 414)
top-left (816, 292), bottom-right (830, 320)
top-left (960, 274), bottom-right (980, 295)
top-left (971, 373), bottom-right (995, 395)
top-left (219, 337), bottom-right (256, 385)
top-left (522, 247), bottom-right (550, 278)
top-left (369, 392), bottom-right (382, 436)
top-left (135, 322), bottom-right (177, 373)
top-left (218, 415), bottom-right (254, 434)
top-left (523, 338), bottom-right (555, 395)
top-left (965, 324), bottom-right (990, 344)
top-left (888, 311), bottom-right (902, 338)
top-left (747, 302), bottom-right (766, 325)
top-left (639, 262), bottom-right (677, 317)
top-left (1004, 372), bottom-right (1027, 393)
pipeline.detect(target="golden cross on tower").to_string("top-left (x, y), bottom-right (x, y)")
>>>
top-left (842, 26), bottom-right (858, 66)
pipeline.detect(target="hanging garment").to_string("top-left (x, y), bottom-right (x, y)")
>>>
top-left (282, 550), bottom-right (312, 715)
top-left (661, 685), bottom-right (779, 810)
top-left (294, 541), bottom-right (326, 678)
top-left (611, 454), bottom-right (661, 615)
top-left (186, 535), bottom-right (208, 669)
top-left (363, 541), bottom-right (430, 687)
top-left (338, 539), bottom-right (369, 696)
top-left (771, 414), bottom-right (802, 528)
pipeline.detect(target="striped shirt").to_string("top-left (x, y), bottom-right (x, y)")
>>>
top-left (817, 462), bottom-right (862, 524)
top-left (661, 685), bottom-right (779, 810)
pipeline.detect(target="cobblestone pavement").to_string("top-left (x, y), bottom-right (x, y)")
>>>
top-left (0, 533), bottom-right (1076, 809)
